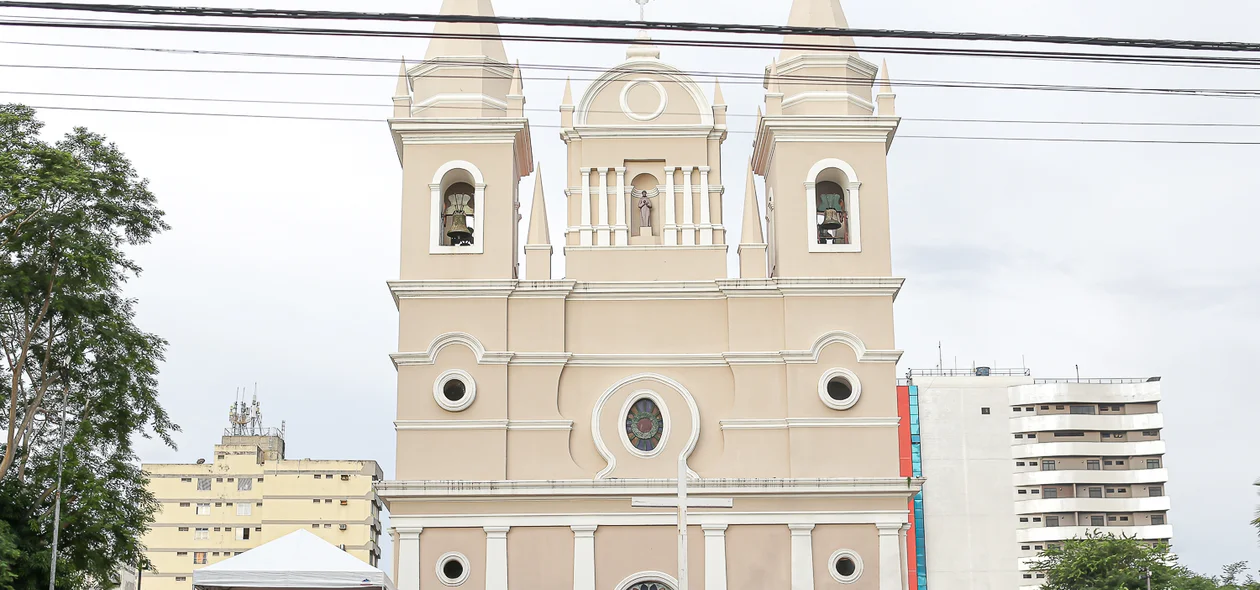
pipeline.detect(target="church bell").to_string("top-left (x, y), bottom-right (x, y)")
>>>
top-left (820, 208), bottom-right (844, 230)
top-left (444, 193), bottom-right (474, 245)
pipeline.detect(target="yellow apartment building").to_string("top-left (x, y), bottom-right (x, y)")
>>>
top-left (139, 398), bottom-right (384, 590)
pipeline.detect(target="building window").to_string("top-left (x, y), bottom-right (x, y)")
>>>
top-left (981, 407), bottom-right (991, 415)
top-left (216, 478), bottom-right (223, 483)
top-left (1023, 574), bottom-right (1033, 579)
top-left (1089, 488), bottom-right (1103, 499)
top-left (325, 499), bottom-right (333, 504)
top-left (1016, 461), bottom-right (1026, 466)
top-left (1014, 434), bottom-right (1024, 439)
top-left (194, 528), bottom-right (209, 540)
top-left (1022, 545), bottom-right (1031, 550)
top-left (434, 370), bottom-right (478, 413)
top-left (1088, 460), bottom-right (1101, 470)
top-left (180, 502), bottom-right (191, 507)
top-left (1152, 515), bottom-right (1166, 526)
top-left (314, 474), bottom-right (322, 479)
top-left (1019, 518), bottom-right (1029, 523)
top-left (1070, 405), bottom-right (1096, 415)
top-left (193, 552), bottom-right (207, 565)
top-left (1028, 433), bottom-right (1037, 439)
top-left (625, 396), bottom-right (667, 455)
top-left (175, 577), bottom-right (187, 582)
top-left (1104, 460), bottom-right (1114, 466)
top-left (1107, 488), bottom-right (1116, 493)
top-left (197, 478), bottom-right (211, 491)
top-left (1091, 516), bottom-right (1105, 526)
top-left (1108, 516), bottom-right (1117, 521)
top-left (1121, 517), bottom-right (1129, 522)
top-left (1149, 486), bottom-right (1164, 497)
top-left (196, 503), bottom-right (211, 515)
top-left (237, 503), bottom-right (252, 516)
top-left (1026, 406), bottom-right (1034, 411)
top-left (1116, 460), bottom-right (1126, 465)
top-left (1142, 430), bottom-right (1159, 436)
top-left (313, 499), bottom-right (321, 503)
top-left (1054, 431), bottom-right (1085, 437)
top-left (437, 552), bottom-right (471, 587)
top-left (1018, 489), bottom-right (1027, 494)
top-left (1043, 487), bottom-right (1058, 499)
top-left (340, 500), bottom-right (349, 506)
top-left (181, 477), bottom-right (192, 482)
top-left (1042, 460), bottom-right (1056, 471)
top-left (828, 549), bottom-right (864, 584)
top-left (238, 478), bottom-right (253, 491)
top-left (1033, 517), bottom-right (1042, 522)
top-left (1031, 489), bottom-right (1040, 494)
top-left (1040, 405), bottom-right (1049, 410)
top-left (1014, 407), bottom-right (1022, 412)
top-left (1035, 545), bottom-right (1043, 550)
top-left (1118, 488), bottom-right (1127, 493)
top-left (1147, 459), bottom-right (1161, 469)
top-left (1045, 517), bottom-right (1057, 527)
top-left (1037, 574), bottom-right (1046, 579)
top-left (1101, 432), bottom-right (1111, 439)
top-left (1055, 405), bottom-right (1065, 410)
top-left (236, 528), bottom-right (250, 541)
top-left (177, 552), bottom-right (188, 556)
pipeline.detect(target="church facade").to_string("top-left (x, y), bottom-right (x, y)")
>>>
top-left (379, 1), bottom-right (917, 589)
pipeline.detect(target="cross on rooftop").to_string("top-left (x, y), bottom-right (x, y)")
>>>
top-left (634, 0), bottom-right (652, 21)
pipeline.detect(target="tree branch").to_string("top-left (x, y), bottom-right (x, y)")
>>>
top-left (2, 257), bottom-right (57, 477)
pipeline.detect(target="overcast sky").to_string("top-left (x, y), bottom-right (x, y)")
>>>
top-left (5, 0), bottom-right (1258, 577)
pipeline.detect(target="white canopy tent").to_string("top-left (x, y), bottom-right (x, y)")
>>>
top-left (193, 529), bottom-right (394, 590)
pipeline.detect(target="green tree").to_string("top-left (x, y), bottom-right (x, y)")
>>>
top-left (0, 104), bottom-right (177, 589)
top-left (1031, 531), bottom-right (1195, 590)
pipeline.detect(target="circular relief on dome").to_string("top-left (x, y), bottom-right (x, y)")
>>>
top-left (623, 394), bottom-right (667, 457)
top-left (619, 78), bottom-right (668, 122)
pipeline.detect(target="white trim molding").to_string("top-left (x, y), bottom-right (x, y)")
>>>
top-left (615, 571), bottom-right (679, 590)
top-left (783, 330), bottom-right (904, 365)
top-left (828, 548), bottom-right (864, 584)
top-left (593, 373), bottom-right (701, 479)
top-left (805, 158), bottom-right (862, 253)
top-left (818, 367), bottom-right (862, 411)
top-left (620, 78), bottom-right (669, 122)
top-left (395, 419), bottom-right (573, 432)
top-left (433, 369), bottom-right (476, 413)
top-left (720, 417), bottom-right (899, 430)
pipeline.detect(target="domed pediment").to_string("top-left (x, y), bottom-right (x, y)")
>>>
top-left (576, 62), bottom-right (714, 128)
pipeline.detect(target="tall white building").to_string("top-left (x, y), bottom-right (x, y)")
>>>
top-left (911, 370), bottom-right (1172, 590)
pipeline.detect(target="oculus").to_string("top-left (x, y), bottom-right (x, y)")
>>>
top-left (625, 397), bottom-right (665, 454)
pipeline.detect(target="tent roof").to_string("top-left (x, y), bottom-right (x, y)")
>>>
top-left (193, 529), bottom-right (393, 590)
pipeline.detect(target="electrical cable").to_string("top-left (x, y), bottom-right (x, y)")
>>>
top-left (3, 1), bottom-right (1259, 54)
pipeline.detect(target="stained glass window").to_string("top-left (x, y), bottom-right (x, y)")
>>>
top-left (627, 582), bottom-right (673, 590)
top-left (625, 397), bottom-right (664, 453)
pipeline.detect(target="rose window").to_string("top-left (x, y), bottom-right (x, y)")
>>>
top-left (625, 397), bottom-right (665, 454)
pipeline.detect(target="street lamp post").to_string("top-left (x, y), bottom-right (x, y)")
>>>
top-left (48, 395), bottom-right (68, 590)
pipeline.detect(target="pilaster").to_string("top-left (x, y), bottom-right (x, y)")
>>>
top-left (702, 524), bottom-right (728, 590)
top-left (485, 526), bottom-right (509, 590)
top-left (788, 524), bottom-right (814, 590)
top-left (571, 525), bottom-right (597, 590)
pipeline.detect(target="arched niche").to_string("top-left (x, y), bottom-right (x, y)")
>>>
top-left (429, 161), bottom-right (487, 254)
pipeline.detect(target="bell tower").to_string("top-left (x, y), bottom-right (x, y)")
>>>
top-left (389, 0), bottom-right (534, 280)
top-left (751, 0), bottom-right (898, 279)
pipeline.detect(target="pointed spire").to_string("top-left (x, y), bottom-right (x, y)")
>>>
top-left (876, 59), bottom-right (897, 116)
top-left (394, 58), bottom-right (410, 97)
top-left (878, 59), bottom-right (893, 94)
top-left (508, 62), bottom-right (523, 96)
top-left (424, 0), bottom-right (508, 62)
top-left (780, 0), bottom-right (856, 60)
top-left (765, 61), bottom-right (781, 93)
top-left (526, 165), bottom-right (551, 246)
top-left (713, 78), bottom-right (726, 105)
top-left (740, 162), bottom-right (764, 244)
top-left (561, 78), bottom-right (574, 105)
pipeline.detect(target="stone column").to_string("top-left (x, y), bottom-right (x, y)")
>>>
top-left (899, 524), bottom-right (911, 590)
top-left (597, 167), bottom-right (610, 245)
top-left (579, 168), bottom-right (592, 246)
top-left (877, 524), bottom-right (906, 590)
top-left (485, 527), bottom-right (509, 590)
top-left (788, 524), bottom-right (814, 590)
top-left (681, 167), bottom-right (696, 245)
top-left (663, 167), bottom-right (677, 245)
top-left (702, 524), bottom-right (728, 590)
top-left (614, 167), bottom-right (629, 245)
top-left (396, 528), bottom-right (422, 590)
top-left (571, 525), bottom-right (597, 590)
top-left (698, 166), bottom-right (713, 245)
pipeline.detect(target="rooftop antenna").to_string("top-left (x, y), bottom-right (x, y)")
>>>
top-left (1075, 364), bottom-right (1080, 382)
top-left (937, 341), bottom-right (943, 370)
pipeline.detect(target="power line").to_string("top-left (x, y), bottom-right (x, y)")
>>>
top-left (4, 1), bottom-right (1260, 54)
top-left (4, 62), bottom-right (1259, 101)
top-left (6, 16), bottom-right (1260, 71)
top-left (21, 104), bottom-right (1260, 146)
top-left (7, 90), bottom-right (1260, 130)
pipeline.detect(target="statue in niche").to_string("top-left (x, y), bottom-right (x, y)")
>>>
top-left (637, 190), bottom-right (653, 229)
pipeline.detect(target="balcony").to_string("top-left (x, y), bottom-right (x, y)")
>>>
top-left (1012, 440), bottom-right (1165, 459)
top-left (1011, 413), bottom-right (1163, 433)
top-left (1008, 381), bottom-right (1161, 406)
top-left (1014, 496), bottom-right (1171, 515)
top-left (1014, 468), bottom-right (1169, 487)
top-left (1016, 524), bottom-right (1173, 543)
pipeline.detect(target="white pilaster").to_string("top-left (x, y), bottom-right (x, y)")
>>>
top-left (899, 525), bottom-right (910, 590)
top-left (702, 525), bottom-right (728, 590)
top-left (682, 166), bottom-right (696, 245)
top-left (788, 524), bottom-right (814, 590)
top-left (878, 524), bottom-right (905, 590)
top-left (396, 528), bottom-right (422, 590)
top-left (698, 166), bottom-right (713, 245)
top-left (579, 168), bottom-right (592, 246)
top-left (614, 167), bottom-right (628, 245)
top-left (663, 166), bottom-right (678, 245)
top-left (572, 525), bottom-right (597, 590)
top-left (484, 527), bottom-right (509, 590)
top-left (597, 167), bottom-right (610, 245)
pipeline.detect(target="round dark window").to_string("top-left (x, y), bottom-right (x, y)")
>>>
top-left (443, 379), bottom-right (467, 402)
top-left (835, 557), bottom-right (857, 578)
top-left (442, 558), bottom-right (464, 581)
top-left (827, 377), bottom-right (853, 401)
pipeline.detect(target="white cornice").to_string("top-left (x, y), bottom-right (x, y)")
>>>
top-left (567, 354), bottom-right (729, 367)
top-left (393, 420), bottom-right (573, 432)
top-left (378, 477), bottom-right (922, 497)
top-left (720, 417), bottom-right (900, 430)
